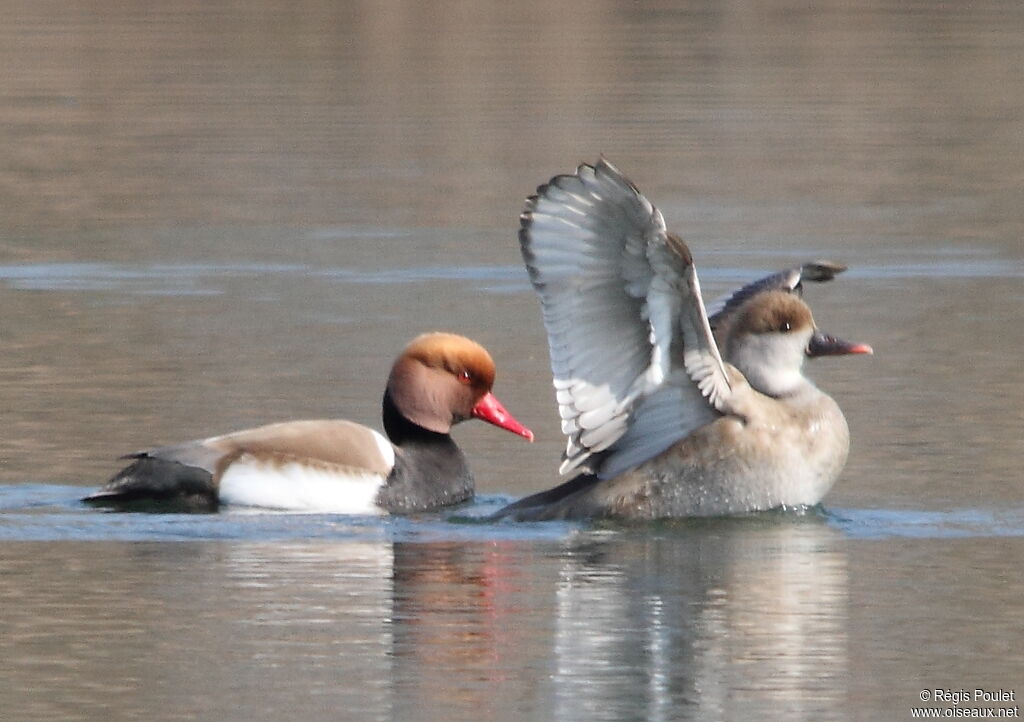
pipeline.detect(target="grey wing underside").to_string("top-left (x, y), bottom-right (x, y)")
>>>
top-left (520, 159), bottom-right (733, 479)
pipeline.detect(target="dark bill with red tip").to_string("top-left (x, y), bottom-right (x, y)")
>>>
top-left (807, 330), bottom-right (874, 358)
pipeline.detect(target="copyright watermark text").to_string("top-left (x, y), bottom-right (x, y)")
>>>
top-left (912, 689), bottom-right (1018, 718)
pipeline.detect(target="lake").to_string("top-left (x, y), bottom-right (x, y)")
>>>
top-left (1, 1), bottom-right (1022, 720)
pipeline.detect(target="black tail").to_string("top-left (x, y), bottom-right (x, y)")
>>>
top-left (82, 456), bottom-right (218, 512)
top-left (489, 472), bottom-right (601, 521)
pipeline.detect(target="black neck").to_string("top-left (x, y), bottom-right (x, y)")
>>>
top-left (378, 390), bottom-right (474, 513)
top-left (382, 390), bottom-right (451, 446)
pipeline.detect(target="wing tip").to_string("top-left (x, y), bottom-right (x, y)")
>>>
top-left (801, 260), bottom-right (848, 282)
top-left (118, 451), bottom-right (148, 461)
top-left (558, 453), bottom-right (591, 477)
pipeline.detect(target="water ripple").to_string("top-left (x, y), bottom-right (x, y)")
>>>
top-left (2, 484), bottom-right (1022, 542)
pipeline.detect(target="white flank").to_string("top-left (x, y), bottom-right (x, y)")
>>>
top-left (218, 454), bottom-right (387, 514)
top-left (370, 428), bottom-right (396, 470)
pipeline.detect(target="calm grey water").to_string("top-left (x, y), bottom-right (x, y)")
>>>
top-left (2, 1), bottom-right (1023, 720)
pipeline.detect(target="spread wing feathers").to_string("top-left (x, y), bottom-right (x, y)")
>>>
top-left (707, 260), bottom-right (847, 334)
top-left (675, 248), bottom-right (733, 411)
top-left (597, 374), bottom-right (719, 479)
top-left (521, 158), bottom-right (732, 475)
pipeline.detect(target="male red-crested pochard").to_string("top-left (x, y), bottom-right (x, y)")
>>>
top-left (494, 160), bottom-right (871, 521)
top-left (84, 332), bottom-right (533, 513)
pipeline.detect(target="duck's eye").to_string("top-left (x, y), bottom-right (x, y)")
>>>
top-left (457, 370), bottom-right (473, 384)
top-left (781, 321), bottom-right (792, 332)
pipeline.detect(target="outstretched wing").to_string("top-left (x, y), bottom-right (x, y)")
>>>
top-left (521, 159), bottom-right (732, 476)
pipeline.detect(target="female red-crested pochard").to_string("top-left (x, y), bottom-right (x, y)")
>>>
top-left (494, 160), bottom-right (871, 521)
top-left (85, 332), bottom-right (533, 513)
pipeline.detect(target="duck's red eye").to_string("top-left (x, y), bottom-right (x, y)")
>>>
top-left (457, 370), bottom-right (473, 384)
